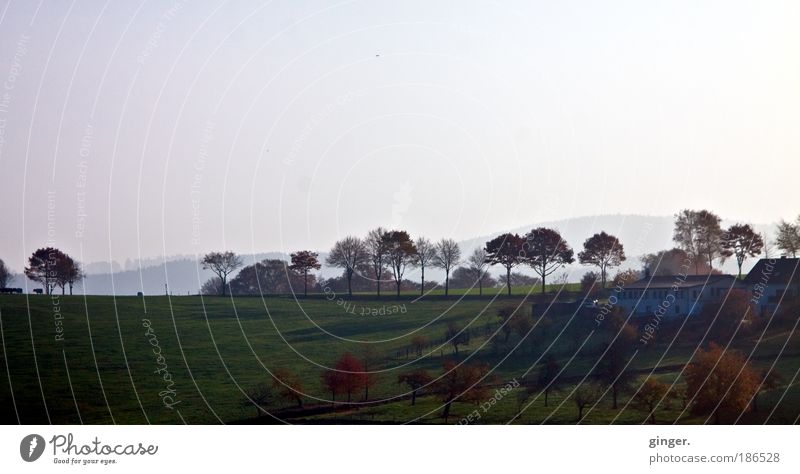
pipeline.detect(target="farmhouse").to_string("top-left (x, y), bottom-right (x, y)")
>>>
top-left (615, 273), bottom-right (744, 318)
top-left (744, 257), bottom-right (800, 316)
top-left (615, 257), bottom-right (800, 319)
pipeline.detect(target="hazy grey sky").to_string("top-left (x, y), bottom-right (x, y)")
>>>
top-left (1, 0), bottom-right (798, 270)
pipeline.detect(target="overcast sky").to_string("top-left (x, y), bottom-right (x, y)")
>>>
top-left (0, 0), bottom-right (798, 271)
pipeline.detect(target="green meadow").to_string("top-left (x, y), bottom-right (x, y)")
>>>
top-left (0, 294), bottom-right (798, 424)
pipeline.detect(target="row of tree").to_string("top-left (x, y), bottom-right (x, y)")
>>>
top-left (199, 208), bottom-right (779, 297)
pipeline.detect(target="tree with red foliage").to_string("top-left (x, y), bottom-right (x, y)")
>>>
top-left (321, 352), bottom-right (367, 403)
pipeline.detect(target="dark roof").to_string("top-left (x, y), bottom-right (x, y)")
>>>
top-left (624, 274), bottom-right (739, 290)
top-left (744, 257), bottom-right (800, 285)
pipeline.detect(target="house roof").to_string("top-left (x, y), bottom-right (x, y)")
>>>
top-left (743, 257), bottom-right (800, 285)
top-left (623, 274), bottom-right (740, 290)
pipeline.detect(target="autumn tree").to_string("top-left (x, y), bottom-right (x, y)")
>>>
top-left (484, 233), bottom-right (524, 296)
top-left (684, 343), bottom-right (760, 424)
top-left (467, 248), bottom-right (490, 296)
top-left (775, 217), bottom-right (800, 257)
top-left (720, 224), bottom-right (763, 279)
top-left (397, 369), bottom-right (433, 405)
top-left (435, 360), bottom-right (490, 423)
top-left (333, 352), bottom-right (367, 402)
top-left (522, 228), bottom-right (575, 294)
top-left (433, 238), bottom-right (461, 296)
top-left (326, 236), bottom-right (367, 297)
top-left (578, 232), bottom-right (625, 288)
top-left (383, 230), bottom-right (417, 297)
top-left (573, 382), bottom-right (602, 422)
top-left (201, 251), bottom-right (243, 296)
top-left (289, 250), bottom-right (321, 296)
top-left (673, 210), bottom-right (725, 272)
top-left (632, 378), bottom-right (671, 424)
top-left (365, 227), bottom-right (390, 297)
top-left (25, 247), bottom-right (68, 294)
top-left (412, 237), bottom-right (437, 296)
top-left (271, 368), bottom-right (305, 408)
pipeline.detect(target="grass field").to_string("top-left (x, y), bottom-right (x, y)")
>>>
top-left (1, 294), bottom-right (798, 425)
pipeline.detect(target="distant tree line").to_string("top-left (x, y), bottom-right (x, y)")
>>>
top-left (7, 209), bottom-right (798, 296)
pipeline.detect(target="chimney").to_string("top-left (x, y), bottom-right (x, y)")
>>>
top-left (644, 266), bottom-right (651, 279)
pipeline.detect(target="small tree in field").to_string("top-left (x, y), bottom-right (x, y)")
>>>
top-left (573, 382), bottom-right (602, 422)
top-left (201, 251), bottom-right (243, 296)
top-left (397, 369), bottom-right (433, 405)
top-left (242, 384), bottom-right (273, 418)
top-left (578, 231), bottom-right (625, 288)
top-left (435, 360), bottom-right (490, 423)
top-left (536, 354), bottom-right (562, 407)
top-left (330, 352), bottom-right (367, 403)
top-left (632, 377), bottom-right (671, 424)
top-left (289, 250), bottom-right (321, 296)
top-left (484, 233), bottom-right (524, 296)
top-left (721, 224), bottom-right (764, 278)
top-left (271, 368), bottom-right (305, 408)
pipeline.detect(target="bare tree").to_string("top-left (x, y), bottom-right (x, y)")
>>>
top-left (326, 236), bottom-right (367, 297)
top-left (413, 237), bottom-right (436, 296)
top-left (433, 238), bottom-right (461, 296)
top-left (365, 227), bottom-right (390, 297)
top-left (467, 248), bottom-right (490, 296)
top-left (201, 251), bottom-right (243, 296)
